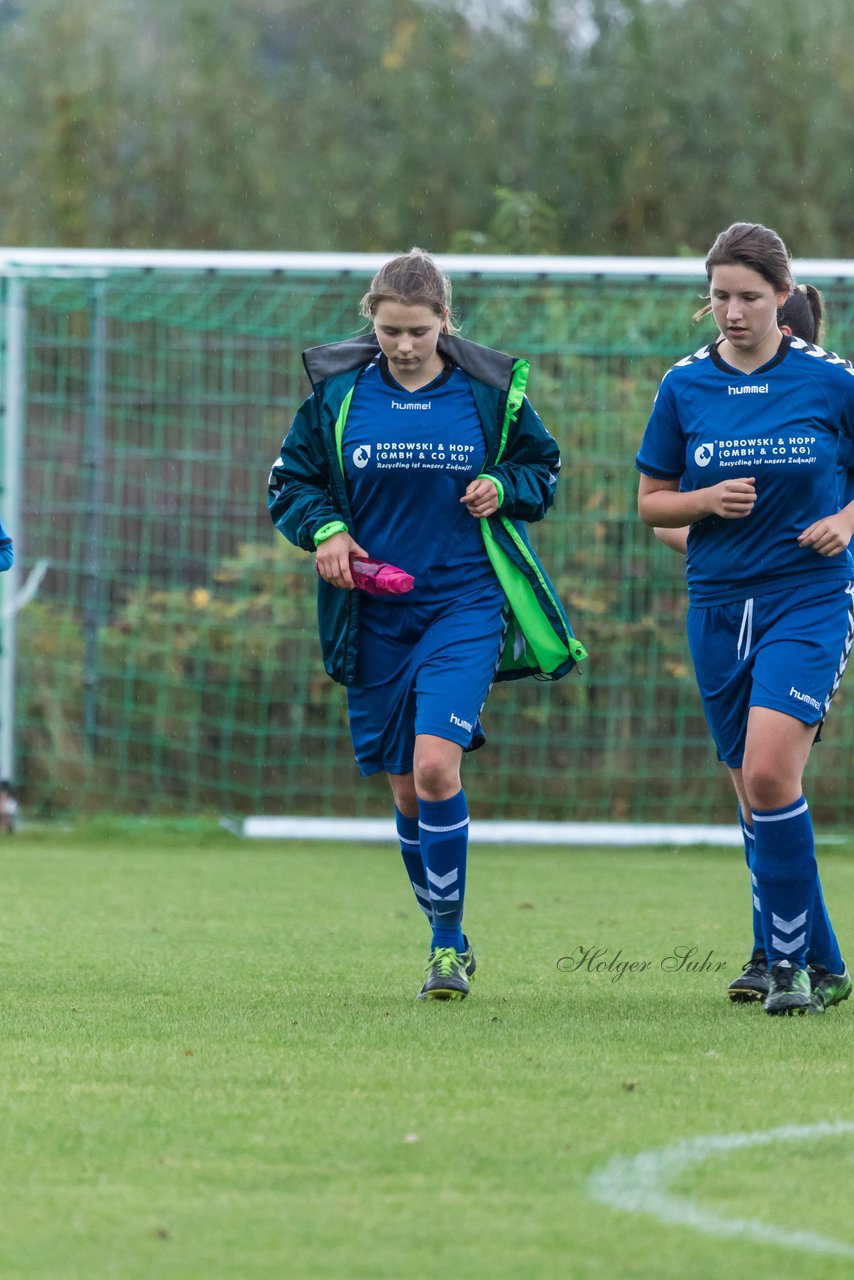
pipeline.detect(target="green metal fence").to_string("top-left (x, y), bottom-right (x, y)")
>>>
top-left (2, 251), bottom-right (854, 823)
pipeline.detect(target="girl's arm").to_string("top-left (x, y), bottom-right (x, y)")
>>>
top-left (268, 397), bottom-right (348, 552)
top-left (653, 526), bottom-right (689, 555)
top-left (638, 473), bottom-right (757, 526)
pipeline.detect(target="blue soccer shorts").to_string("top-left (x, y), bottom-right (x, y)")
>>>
top-left (686, 579), bottom-right (854, 768)
top-left (346, 588), bottom-right (507, 776)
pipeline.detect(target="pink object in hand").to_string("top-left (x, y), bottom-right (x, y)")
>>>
top-left (349, 555), bottom-right (414, 595)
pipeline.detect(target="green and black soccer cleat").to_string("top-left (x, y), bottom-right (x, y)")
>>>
top-left (808, 964), bottom-right (852, 1013)
top-left (417, 945), bottom-right (472, 1001)
top-left (764, 959), bottom-right (813, 1016)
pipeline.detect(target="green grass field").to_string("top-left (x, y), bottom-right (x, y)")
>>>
top-left (2, 821), bottom-right (853, 1279)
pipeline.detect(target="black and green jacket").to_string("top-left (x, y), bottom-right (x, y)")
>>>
top-left (268, 332), bottom-right (586, 686)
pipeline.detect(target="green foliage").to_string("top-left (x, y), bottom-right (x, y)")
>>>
top-left (0, 0), bottom-right (852, 253)
top-left (452, 188), bottom-right (561, 254)
top-left (16, 540), bottom-right (345, 815)
top-left (16, 602), bottom-right (88, 800)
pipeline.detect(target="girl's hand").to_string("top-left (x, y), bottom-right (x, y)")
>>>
top-left (460, 477), bottom-right (499, 519)
top-left (798, 511), bottom-right (854, 557)
top-left (315, 532), bottom-right (368, 589)
top-left (704, 477), bottom-right (757, 519)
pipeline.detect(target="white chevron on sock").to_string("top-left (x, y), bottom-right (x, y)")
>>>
top-left (772, 910), bottom-right (808, 934)
top-left (427, 867), bottom-right (459, 890)
top-left (771, 933), bottom-right (807, 956)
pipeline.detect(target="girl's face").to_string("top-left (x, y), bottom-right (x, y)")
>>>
top-left (372, 300), bottom-right (447, 386)
top-left (710, 263), bottom-right (789, 358)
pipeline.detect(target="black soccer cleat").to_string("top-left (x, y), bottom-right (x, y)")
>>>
top-left (727, 948), bottom-right (770, 1003)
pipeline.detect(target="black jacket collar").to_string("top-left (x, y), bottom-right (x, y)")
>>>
top-left (302, 332), bottom-right (519, 392)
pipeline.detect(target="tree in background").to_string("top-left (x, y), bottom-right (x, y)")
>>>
top-left (0, 0), bottom-right (851, 255)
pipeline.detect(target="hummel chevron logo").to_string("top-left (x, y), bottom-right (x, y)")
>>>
top-left (427, 868), bottom-right (458, 890)
top-left (772, 911), bottom-right (808, 934)
top-left (771, 934), bottom-right (806, 956)
top-left (413, 883), bottom-right (433, 918)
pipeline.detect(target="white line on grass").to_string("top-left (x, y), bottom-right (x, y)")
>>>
top-left (235, 817), bottom-right (745, 845)
top-left (588, 1121), bottom-right (854, 1258)
top-left (231, 816), bottom-right (848, 846)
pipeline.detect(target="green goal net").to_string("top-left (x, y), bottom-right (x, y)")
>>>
top-left (3, 252), bottom-right (854, 823)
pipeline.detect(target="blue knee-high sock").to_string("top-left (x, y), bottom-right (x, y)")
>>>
top-left (395, 807), bottom-right (432, 926)
top-left (752, 795), bottom-right (818, 969)
top-left (419, 789), bottom-right (468, 953)
top-left (738, 808), bottom-right (762, 954)
top-left (808, 874), bottom-right (845, 974)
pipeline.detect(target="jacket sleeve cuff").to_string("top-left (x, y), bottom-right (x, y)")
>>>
top-left (477, 473), bottom-right (504, 508)
top-left (313, 520), bottom-right (349, 547)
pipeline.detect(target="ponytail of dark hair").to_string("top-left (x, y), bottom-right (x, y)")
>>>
top-left (779, 283), bottom-right (824, 346)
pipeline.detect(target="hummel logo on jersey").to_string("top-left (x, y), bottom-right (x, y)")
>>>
top-left (352, 444), bottom-right (371, 468)
top-left (695, 443), bottom-right (714, 467)
top-left (450, 712), bottom-right (473, 732)
top-left (727, 384), bottom-right (769, 395)
top-left (391, 399), bottom-right (431, 410)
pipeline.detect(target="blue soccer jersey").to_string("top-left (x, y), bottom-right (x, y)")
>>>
top-left (636, 336), bottom-right (854, 603)
top-left (839, 435), bottom-right (854, 508)
top-left (342, 357), bottom-right (503, 604)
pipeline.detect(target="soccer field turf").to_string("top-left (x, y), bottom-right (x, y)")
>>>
top-left (2, 821), bottom-right (853, 1279)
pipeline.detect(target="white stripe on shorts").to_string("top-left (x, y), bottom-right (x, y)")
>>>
top-left (822, 581), bottom-right (854, 718)
top-left (736, 597), bottom-right (754, 661)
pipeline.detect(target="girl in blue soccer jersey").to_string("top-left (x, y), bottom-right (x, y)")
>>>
top-left (269, 249), bottom-right (584, 1001)
top-left (652, 286), bottom-right (830, 557)
top-left (650, 284), bottom-right (854, 1004)
top-left (637, 222), bottom-right (854, 1017)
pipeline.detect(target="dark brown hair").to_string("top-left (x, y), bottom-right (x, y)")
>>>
top-left (694, 222), bottom-right (794, 322)
top-left (359, 248), bottom-right (458, 333)
top-left (779, 283), bottom-right (823, 346)
top-left (704, 221), bottom-right (793, 291)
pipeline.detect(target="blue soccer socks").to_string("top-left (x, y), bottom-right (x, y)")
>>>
top-left (809, 873), bottom-right (845, 976)
top-left (752, 795), bottom-right (818, 969)
top-left (395, 807), bottom-right (433, 924)
top-left (738, 808), bottom-right (762, 954)
top-left (752, 794), bottom-right (845, 973)
top-left (419, 789), bottom-right (469, 954)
